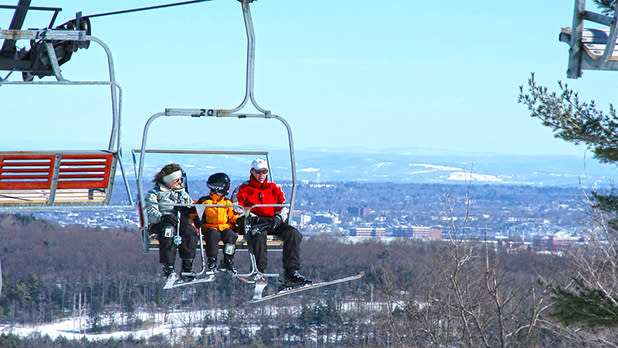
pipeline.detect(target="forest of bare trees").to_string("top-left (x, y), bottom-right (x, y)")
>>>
top-left (0, 197), bottom-right (615, 348)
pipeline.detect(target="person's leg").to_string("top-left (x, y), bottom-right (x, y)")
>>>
top-left (178, 223), bottom-right (197, 260)
top-left (203, 228), bottom-right (220, 271)
top-left (178, 222), bottom-right (197, 280)
top-left (249, 230), bottom-right (268, 273)
top-left (152, 223), bottom-right (176, 277)
top-left (220, 228), bottom-right (239, 245)
top-left (275, 223), bottom-right (312, 288)
top-left (204, 228), bottom-right (221, 259)
top-left (219, 228), bottom-right (238, 273)
top-left (274, 223), bottom-right (302, 272)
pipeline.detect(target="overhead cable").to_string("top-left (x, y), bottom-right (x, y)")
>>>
top-left (85, 0), bottom-right (213, 19)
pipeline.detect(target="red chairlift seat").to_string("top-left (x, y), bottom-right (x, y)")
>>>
top-left (0, 151), bottom-right (117, 206)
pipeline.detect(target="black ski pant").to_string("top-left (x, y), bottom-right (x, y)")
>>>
top-left (203, 227), bottom-right (238, 259)
top-left (151, 215), bottom-right (197, 265)
top-left (250, 222), bottom-right (302, 273)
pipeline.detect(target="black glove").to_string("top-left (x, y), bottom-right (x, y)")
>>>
top-left (161, 214), bottom-right (178, 226)
top-left (193, 216), bottom-right (202, 229)
top-left (233, 215), bottom-right (246, 234)
top-left (247, 215), bottom-right (260, 226)
top-left (272, 214), bottom-right (283, 230)
top-left (247, 216), bottom-right (272, 235)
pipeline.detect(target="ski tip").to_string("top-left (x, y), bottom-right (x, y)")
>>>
top-left (163, 274), bottom-right (217, 289)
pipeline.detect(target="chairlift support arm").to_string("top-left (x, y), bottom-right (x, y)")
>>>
top-left (230, 0), bottom-right (268, 114)
top-left (562, 0), bottom-right (618, 78)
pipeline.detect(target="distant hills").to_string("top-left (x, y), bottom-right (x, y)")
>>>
top-left (126, 148), bottom-right (616, 187)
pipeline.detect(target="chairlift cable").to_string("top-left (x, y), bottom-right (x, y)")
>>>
top-left (84, 0), bottom-right (213, 19)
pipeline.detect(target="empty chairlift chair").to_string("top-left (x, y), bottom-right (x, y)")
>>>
top-left (0, 27), bottom-right (133, 210)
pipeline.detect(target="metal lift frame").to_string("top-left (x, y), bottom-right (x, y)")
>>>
top-left (0, 28), bottom-right (134, 209)
top-left (135, 0), bottom-right (297, 282)
top-left (561, 0), bottom-right (618, 78)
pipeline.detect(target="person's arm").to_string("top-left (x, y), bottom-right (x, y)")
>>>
top-left (235, 185), bottom-right (248, 207)
top-left (272, 184), bottom-right (289, 220)
top-left (227, 204), bottom-right (239, 224)
top-left (179, 191), bottom-right (201, 228)
top-left (273, 184), bottom-right (286, 205)
top-left (144, 189), bottom-right (162, 224)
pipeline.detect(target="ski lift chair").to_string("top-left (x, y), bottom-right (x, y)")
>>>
top-left (0, 29), bottom-right (134, 209)
top-left (134, 125), bottom-right (295, 282)
top-left (135, 0), bottom-right (297, 284)
top-left (132, 149), bottom-right (289, 277)
top-left (560, 0), bottom-right (618, 78)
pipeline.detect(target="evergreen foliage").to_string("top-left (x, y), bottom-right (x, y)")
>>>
top-left (519, 73), bottom-right (618, 330)
top-left (549, 279), bottom-right (618, 328)
top-left (518, 74), bottom-right (618, 165)
top-left (593, 0), bottom-right (618, 15)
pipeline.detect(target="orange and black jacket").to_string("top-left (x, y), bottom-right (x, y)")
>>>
top-left (197, 192), bottom-right (239, 231)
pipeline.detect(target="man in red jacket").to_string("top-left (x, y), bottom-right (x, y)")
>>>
top-left (235, 158), bottom-right (312, 291)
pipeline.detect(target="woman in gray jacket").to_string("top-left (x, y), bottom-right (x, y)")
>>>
top-left (145, 163), bottom-right (198, 280)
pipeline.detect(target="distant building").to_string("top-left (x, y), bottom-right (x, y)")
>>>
top-left (298, 214), bottom-right (311, 228)
top-left (349, 227), bottom-right (386, 237)
top-left (312, 212), bottom-right (340, 224)
top-left (347, 206), bottom-right (373, 218)
top-left (550, 233), bottom-right (584, 246)
top-left (532, 233), bottom-right (586, 248)
top-left (392, 226), bottom-right (442, 240)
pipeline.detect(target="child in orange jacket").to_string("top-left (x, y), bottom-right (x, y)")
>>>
top-left (197, 172), bottom-right (240, 274)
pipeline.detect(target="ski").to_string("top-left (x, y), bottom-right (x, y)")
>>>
top-left (163, 273), bottom-right (216, 289)
top-left (235, 272), bottom-right (276, 284)
top-left (249, 271), bottom-right (365, 303)
top-left (236, 275), bottom-right (260, 284)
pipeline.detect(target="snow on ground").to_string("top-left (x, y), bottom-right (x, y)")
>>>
top-left (409, 163), bottom-right (462, 171)
top-left (0, 310), bottom-right (225, 341)
top-left (447, 171), bottom-right (502, 183)
top-left (0, 301), bottom-right (387, 342)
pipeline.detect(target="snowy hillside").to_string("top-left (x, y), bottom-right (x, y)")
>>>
top-left (129, 148), bottom-right (616, 186)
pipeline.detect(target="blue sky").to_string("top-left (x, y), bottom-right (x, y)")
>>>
top-left (2, 0), bottom-right (618, 158)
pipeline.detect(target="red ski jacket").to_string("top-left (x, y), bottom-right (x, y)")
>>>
top-left (235, 175), bottom-right (285, 217)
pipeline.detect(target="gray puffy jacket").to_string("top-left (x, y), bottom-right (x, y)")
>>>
top-left (145, 183), bottom-right (193, 226)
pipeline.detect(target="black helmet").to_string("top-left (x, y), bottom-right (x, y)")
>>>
top-left (207, 172), bottom-right (231, 196)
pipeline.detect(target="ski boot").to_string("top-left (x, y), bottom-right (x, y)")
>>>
top-left (219, 254), bottom-right (237, 274)
top-left (162, 263), bottom-right (175, 278)
top-left (219, 243), bottom-right (237, 274)
top-left (207, 257), bottom-right (217, 274)
top-left (181, 259), bottom-right (195, 281)
top-left (278, 269), bottom-right (312, 292)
